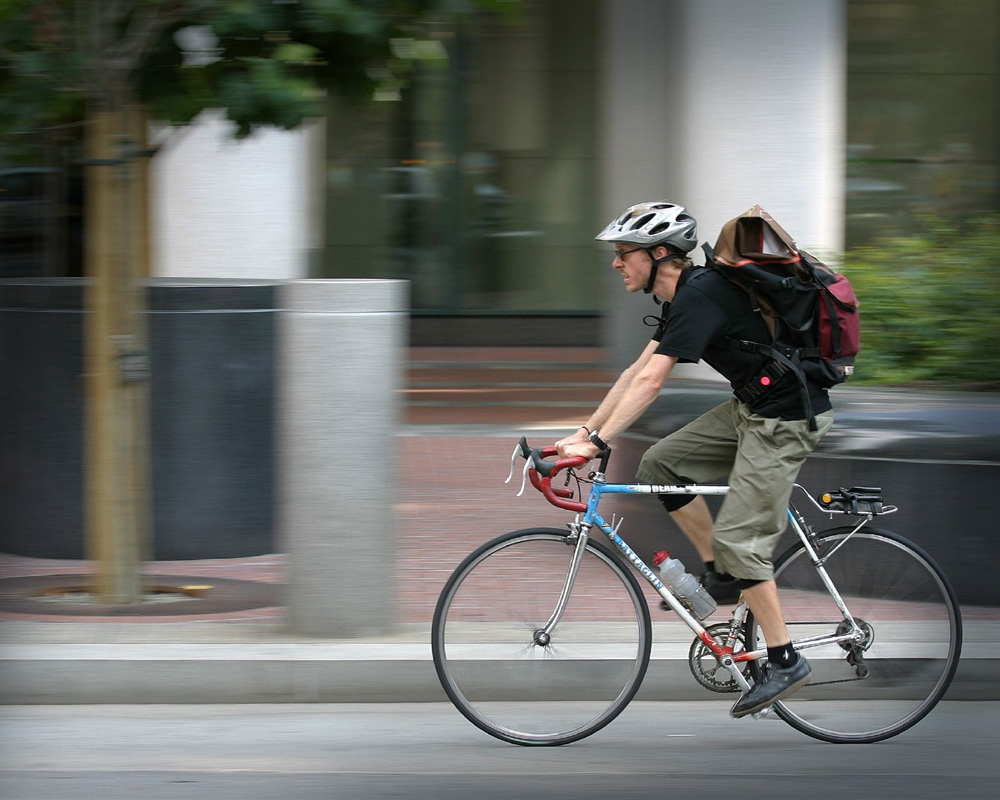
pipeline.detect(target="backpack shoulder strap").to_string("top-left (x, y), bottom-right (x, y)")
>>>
top-left (703, 242), bottom-right (777, 342)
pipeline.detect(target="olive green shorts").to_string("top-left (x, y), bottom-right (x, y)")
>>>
top-left (635, 399), bottom-right (834, 581)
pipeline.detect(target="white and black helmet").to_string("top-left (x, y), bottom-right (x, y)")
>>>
top-left (595, 201), bottom-right (698, 253)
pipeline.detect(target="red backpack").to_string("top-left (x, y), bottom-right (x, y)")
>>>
top-left (704, 205), bottom-right (860, 429)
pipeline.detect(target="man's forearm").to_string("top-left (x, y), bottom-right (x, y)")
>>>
top-left (584, 340), bottom-right (661, 432)
top-left (592, 372), bottom-right (664, 442)
top-left (585, 368), bottom-right (636, 432)
top-left (591, 353), bottom-right (677, 442)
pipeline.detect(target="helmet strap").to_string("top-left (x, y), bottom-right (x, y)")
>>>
top-left (643, 252), bottom-right (684, 295)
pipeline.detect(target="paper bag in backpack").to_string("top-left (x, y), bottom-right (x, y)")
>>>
top-left (705, 205), bottom-right (860, 429)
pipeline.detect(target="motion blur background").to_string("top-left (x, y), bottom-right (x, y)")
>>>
top-left (1, 1), bottom-right (999, 603)
top-left (2, 0), bottom-right (997, 363)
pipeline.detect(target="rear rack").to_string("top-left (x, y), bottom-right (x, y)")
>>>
top-left (795, 484), bottom-right (897, 516)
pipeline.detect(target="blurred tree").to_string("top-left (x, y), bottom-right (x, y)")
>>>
top-left (845, 215), bottom-right (1000, 387)
top-left (0, 0), bottom-right (521, 603)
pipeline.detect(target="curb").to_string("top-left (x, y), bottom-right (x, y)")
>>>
top-left (2, 623), bottom-right (997, 704)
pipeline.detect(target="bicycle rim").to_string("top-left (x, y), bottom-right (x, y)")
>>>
top-left (747, 527), bottom-right (962, 743)
top-left (432, 528), bottom-right (652, 746)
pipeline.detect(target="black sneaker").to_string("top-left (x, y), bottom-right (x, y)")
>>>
top-left (701, 570), bottom-right (741, 605)
top-left (731, 656), bottom-right (812, 718)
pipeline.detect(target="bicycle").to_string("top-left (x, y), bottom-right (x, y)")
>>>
top-left (431, 436), bottom-right (963, 746)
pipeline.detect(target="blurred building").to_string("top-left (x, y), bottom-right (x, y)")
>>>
top-left (3, 0), bottom-right (998, 362)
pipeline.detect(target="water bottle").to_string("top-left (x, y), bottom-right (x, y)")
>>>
top-left (653, 551), bottom-right (717, 620)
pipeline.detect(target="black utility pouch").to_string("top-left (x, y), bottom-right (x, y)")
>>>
top-left (734, 359), bottom-right (791, 405)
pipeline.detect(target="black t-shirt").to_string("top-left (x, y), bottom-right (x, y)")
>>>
top-left (651, 268), bottom-right (832, 420)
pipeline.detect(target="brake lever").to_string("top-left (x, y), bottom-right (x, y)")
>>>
top-left (517, 458), bottom-right (531, 497)
top-left (505, 442), bottom-right (521, 484)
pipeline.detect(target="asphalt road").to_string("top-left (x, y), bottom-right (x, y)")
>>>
top-left (1, 701), bottom-right (997, 799)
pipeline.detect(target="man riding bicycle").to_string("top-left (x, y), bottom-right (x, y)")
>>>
top-left (557, 201), bottom-right (834, 717)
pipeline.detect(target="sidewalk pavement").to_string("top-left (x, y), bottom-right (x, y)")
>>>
top-left (2, 349), bottom-right (998, 703)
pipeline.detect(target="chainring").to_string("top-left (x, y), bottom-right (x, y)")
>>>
top-left (688, 623), bottom-right (749, 694)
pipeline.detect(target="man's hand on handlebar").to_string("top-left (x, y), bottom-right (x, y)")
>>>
top-left (559, 440), bottom-right (600, 461)
top-left (554, 427), bottom-right (589, 454)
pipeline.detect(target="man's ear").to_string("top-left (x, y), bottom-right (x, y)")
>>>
top-left (651, 245), bottom-right (671, 262)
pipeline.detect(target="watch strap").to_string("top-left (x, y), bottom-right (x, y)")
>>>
top-left (588, 430), bottom-right (610, 451)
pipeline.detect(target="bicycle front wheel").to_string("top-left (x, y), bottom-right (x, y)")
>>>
top-left (746, 526), bottom-right (962, 743)
top-left (432, 528), bottom-right (652, 746)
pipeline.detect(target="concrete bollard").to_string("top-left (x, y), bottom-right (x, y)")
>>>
top-left (278, 280), bottom-right (408, 637)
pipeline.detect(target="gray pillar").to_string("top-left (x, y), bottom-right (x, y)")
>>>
top-left (278, 279), bottom-right (408, 637)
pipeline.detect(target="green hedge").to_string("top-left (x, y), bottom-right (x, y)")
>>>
top-left (842, 215), bottom-right (1000, 387)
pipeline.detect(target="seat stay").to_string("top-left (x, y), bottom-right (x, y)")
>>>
top-left (785, 508), bottom-right (869, 639)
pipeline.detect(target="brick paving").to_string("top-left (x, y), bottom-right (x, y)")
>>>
top-left (0, 348), bottom-right (616, 623)
top-left (3, 346), bottom-right (998, 625)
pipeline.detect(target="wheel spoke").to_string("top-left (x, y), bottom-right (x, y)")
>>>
top-left (747, 528), bottom-right (962, 743)
top-left (432, 529), bottom-right (651, 746)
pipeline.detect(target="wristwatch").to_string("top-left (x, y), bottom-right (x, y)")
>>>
top-left (588, 430), bottom-right (610, 451)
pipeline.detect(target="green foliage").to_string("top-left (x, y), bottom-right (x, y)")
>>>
top-left (0, 0), bottom-right (86, 139)
top-left (844, 215), bottom-right (1000, 387)
top-left (0, 0), bottom-right (522, 139)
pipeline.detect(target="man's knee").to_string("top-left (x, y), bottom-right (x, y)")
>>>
top-left (637, 444), bottom-right (680, 483)
top-left (638, 448), bottom-right (697, 512)
top-left (658, 493), bottom-right (697, 512)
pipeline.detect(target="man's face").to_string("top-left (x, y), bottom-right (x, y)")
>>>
top-left (611, 245), bottom-right (651, 293)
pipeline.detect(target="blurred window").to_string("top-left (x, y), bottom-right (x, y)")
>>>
top-left (319, 0), bottom-right (602, 314)
top-left (0, 129), bottom-right (84, 278)
top-left (846, 0), bottom-right (1000, 247)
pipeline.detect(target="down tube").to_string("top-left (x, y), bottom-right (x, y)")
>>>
top-left (590, 509), bottom-right (707, 634)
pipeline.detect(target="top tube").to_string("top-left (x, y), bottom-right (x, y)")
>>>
top-left (596, 483), bottom-right (731, 496)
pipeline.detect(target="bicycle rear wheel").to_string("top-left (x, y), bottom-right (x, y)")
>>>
top-left (746, 526), bottom-right (962, 743)
top-left (432, 527), bottom-right (652, 746)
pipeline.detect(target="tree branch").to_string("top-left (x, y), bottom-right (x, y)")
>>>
top-left (93, 3), bottom-right (190, 108)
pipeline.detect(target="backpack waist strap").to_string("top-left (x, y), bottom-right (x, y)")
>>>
top-left (726, 337), bottom-right (820, 431)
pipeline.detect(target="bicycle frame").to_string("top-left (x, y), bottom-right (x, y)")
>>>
top-left (533, 472), bottom-right (878, 695)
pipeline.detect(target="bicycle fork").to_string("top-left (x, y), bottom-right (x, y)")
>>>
top-left (531, 520), bottom-right (592, 644)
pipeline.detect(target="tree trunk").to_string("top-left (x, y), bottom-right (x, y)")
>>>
top-left (83, 108), bottom-right (152, 603)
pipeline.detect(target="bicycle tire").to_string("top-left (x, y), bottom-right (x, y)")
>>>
top-left (745, 526), bottom-right (962, 743)
top-left (432, 527), bottom-right (652, 746)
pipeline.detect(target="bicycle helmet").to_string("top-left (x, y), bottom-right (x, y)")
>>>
top-left (594, 201), bottom-right (698, 252)
top-left (595, 201), bottom-right (698, 294)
